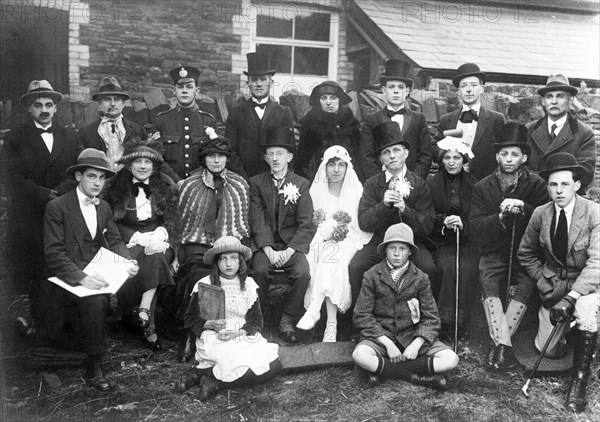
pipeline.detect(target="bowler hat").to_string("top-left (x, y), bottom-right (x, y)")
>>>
top-left (169, 66), bottom-right (200, 85)
top-left (537, 74), bottom-right (578, 97)
top-left (309, 81), bottom-right (352, 107)
top-left (262, 125), bottom-right (295, 153)
top-left (91, 77), bottom-right (130, 101)
top-left (19, 80), bottom-right (63, 105)
top-left (539, 152), bottom-right (587, 181)
top-left (379, 59), bottom-right (413, 88)
top-left (118, 137), bottom-right (165, 167)
top-left (372, 121), bottom-right (411, 153)
top-left (452, 63), bottom-right (486, 88)
top-left (66, 148), bottom-right (116, 177)
top-left (243, 52), bottom-right (276, 77)
top-left (377, 223), bottom-right (418, 256)
top-left (203, 236), bottom-right (252, 265)
top-left (199, 137), bottom-right (231, 159)
top-left (494, 122), bottom-right (530, 155)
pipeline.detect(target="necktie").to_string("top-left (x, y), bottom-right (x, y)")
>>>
top-left (459, 109), bottom-right (478, 123)
top-left (272, 174), bottom-right (284, 189)
top-left (253, 101), bottom-right (267, 110)
top-left (388, 108), bottom-right (406, 118)
top-left (552, 209), bottom-right (568, 263)
top-left (389, 175), bottom-right (400, 191)
top-left (132, 182), bottom-right (151, 198)
top-left (550, 123), bottom-right (557, 142)
top-left (37, 126), bottom-right (53, 134)
top-left (83, 196), bottom-right (100, 206)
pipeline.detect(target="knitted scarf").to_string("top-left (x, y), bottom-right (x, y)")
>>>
top-left (179, 168), bottom-right (249, 245)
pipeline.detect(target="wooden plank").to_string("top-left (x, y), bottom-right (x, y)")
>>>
top-left (279, 341), bottom-right (355, 372)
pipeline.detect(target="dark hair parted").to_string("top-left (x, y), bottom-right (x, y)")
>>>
top-left (209, 252), bottom-right (249, 290)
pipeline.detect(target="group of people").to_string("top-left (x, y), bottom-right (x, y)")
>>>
top-left (1, 52), bottom-right (597, 412)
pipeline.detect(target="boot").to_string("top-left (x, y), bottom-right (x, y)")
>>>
top-left (565, 330), bottom-right (597, 413)
top-left (84, 356), bottom-right (111, 392)
top-left (175, 368), bottom-right (208, 393)
top-left (178, 332), bottom-right (196, 363)
top-left (492, 344), bottom-right (514, 371)
top-left (199, 374), bottom-right (220, 401)
top-left (409, 373), bottom-right (448, 391)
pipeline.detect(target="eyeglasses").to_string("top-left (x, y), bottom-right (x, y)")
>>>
top-left (82, 172), bottom-right (108, 182)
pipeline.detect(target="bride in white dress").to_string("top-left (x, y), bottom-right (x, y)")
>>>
top-left (297, 146), bottom-right (372, 341)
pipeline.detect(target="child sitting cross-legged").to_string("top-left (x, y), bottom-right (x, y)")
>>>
top-left (352, 223), bottom-right (459, 390)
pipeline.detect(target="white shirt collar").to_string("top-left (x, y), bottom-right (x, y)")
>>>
top-left (385, 166), bottom-right (407, 182)
top-left (76, 186), bottom-right (96, 204)
top-left (133, 177), bottom-right (150, 185)
top-left (252, 97), bottom-right (269, 105)
top-left (548, 114), bottom-right (567, 131)
top-left (554, 196), bottom-right (576, 216)
top-left (386, 104), bottom-right (405, 112)
top-left (462, 102), bottom-right (481, 113)
top-left (34, 121), bottom-right (52, 131)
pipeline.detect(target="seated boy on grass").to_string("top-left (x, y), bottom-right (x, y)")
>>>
top-left (352, 223), bottom-right (459, 390)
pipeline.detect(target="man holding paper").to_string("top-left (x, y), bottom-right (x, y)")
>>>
top-left (38, 149), bottom-right (138, 392)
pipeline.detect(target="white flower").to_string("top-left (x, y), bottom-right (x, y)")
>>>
top-left (279, 182), bottom-right (301, 205)
top-left (318, 218), bottom-right (336, 241)
top-left (393, 178), bottom-right (413, 198)
top-left (205, 126), bottom-right (218, 140)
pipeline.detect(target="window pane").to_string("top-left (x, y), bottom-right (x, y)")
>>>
top-left (256, 14), bottom-right (292, 39)
top-left (295, 12), bottom-right (330, 41)
top-left (256, 44), bottom-right (292, 73)
top-left (294, 47), bottom-right (329, 76)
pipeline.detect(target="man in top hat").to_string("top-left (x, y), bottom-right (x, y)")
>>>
top-left (36, 149), bottom-right (138, 391)
top-left (469, 122), bottom-right (549, 370)
top-left (249, 125), bottom-right (316, 343)
top-left (226, 52), bottom-right (294, 178)
top-left (359, 59), bottom-right (432, 181)
top-left (349, 121), bottom-right (436, 315)
top-left (1, 80), bottom-right (82, 324)
top-left (153, 66), bottom-right (228, 183)
top-left (78, 76), bottom-right (148, 173)
top-left (526, 74), bottom-right (595, 193)
top-left (435, 63), bottom-right (506, 181)
top-left (518, 152), bottom-right (599, 413)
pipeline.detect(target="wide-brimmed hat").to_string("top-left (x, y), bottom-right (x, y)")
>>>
top-left (203, 236), bottom-right (252, 265)
top-left (169, 66), bottom-right (200, 85)
top-left (373, 121), bottom-right (411, 153)
top-left (19, 80), bottom-right (63, 105)
top-left (494, 122), bottom-right (530, 155)
top-left (118, 137), bottom-right (164, 167)
top-left (261, 125), bottom-right (295, 153)
top-left (452, 63), bottom-right (486, 88)
top-left (91, 77), bottom-right (130, 101)
top-left (309, 81), bottom-right (352, 107)
top-left (66, 148), bottom-right (116, 177)
top-left (379, 59), bottom-right (413, 88)
top-left (377, 223), bottom-right (418, 255)
top-left (539, 152), bottom-right (587, 181)
top-left (243, 52), bottom-right (276, 77)
top-left (199, 137), bottom-right (231, 158)
top-left (537, 74), bottom-right (578, 97)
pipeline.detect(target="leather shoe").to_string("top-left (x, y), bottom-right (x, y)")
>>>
top-left (176, 369), bottom-right (202, 393)
top-left (493, 345), bottom-right (515, 371)
top-left (178, 333), bottom-right (196, 363)
top-left (144, 328), bottom-right (163, 352)
top-left (410, 374), bottom-right (448, 391)
top-left (199, 375), bottom-right (220, 401)
top-left (281, 330), bottom-right (298, 343)
top-left (85, 364), bottom-right (112, 392)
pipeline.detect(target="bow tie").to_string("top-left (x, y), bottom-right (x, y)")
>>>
top-left (253, 101), bottom-right (268, 110)
top-left (37, 126), bottom-right (53, 134)
top-left (132, 182), bottom-right (152, 198)
top-left (459, 109), bottom-right (478, 123)
top-left (388, 108), bottom-right (406, 118)
top-left (83, 196), bottom-right (100, 206)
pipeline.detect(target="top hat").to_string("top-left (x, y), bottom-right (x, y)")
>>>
top-left (199, 137), bottom-right (231, 159)
top-left (377, 223), bottom-right (418, 255)
top-left (538, 152), bottom-right (587, 181)
top-left (261, 125), bottom-right (295, 153)
top-left (494, 122), bottom-right (530, 155)
top-left (118, 137), bottom-right (164, 167)
top-left (91, 77), bottom-right (130, 101)
top-left (169, 66), bottom-right (201, 85)
top-left (203, 236), bottom-right (252, 265)
top-left (537, 74), bottom-right (578, 97)
top-left (243, 52), bottom-right (276, 77)
top-left (379, 59), bottom-right (413, 88)
top-left (372, 121), bottom-right (411, 153)
top-left (66, 148), bottom-right (116, 177)
top-left (452, 63), bottom-right (486, 88)
top-left (19, 80), bottom-right (63, 105)
top-left (309, 81), bottom-right (352, 107)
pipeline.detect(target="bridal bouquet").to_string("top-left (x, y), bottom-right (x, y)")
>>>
top-left (313, 209), bottom-right (352, 242)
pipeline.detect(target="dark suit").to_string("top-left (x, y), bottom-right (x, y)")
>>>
top-left (359, 107), bottom-right (433, 181)
top-left (0, 119), bottom-right (81, 304)
top-left (527, 114), bottom-right (596, 191)
top-left (78, 117), bottom-right (148, 153)
top-left (249, 171), bottom-right (316, 318)
top-left (38, 189), bottom-right (131, 356)
top-left (226, 99), bottom-right (294, 178)
top-left (436, 107), bottom-right (506, 180)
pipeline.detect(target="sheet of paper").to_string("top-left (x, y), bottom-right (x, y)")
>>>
top-left (48, 248), bottom-right (134, 297)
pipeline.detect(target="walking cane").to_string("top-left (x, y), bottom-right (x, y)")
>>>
top-left (454, 227), bottom-right (460, 353)
top-left (521, 322), bottom-right (563, 397)
top-left (505, 216), bottom-right (517, 307)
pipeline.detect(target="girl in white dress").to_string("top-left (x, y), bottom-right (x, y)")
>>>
top-left (177, 236), bottom-right (280, 400)
top-left (297, 146), bottom-right (372, 341)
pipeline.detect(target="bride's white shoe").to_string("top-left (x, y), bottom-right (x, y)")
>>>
top-left (296, 312), bottom-right (320, 330)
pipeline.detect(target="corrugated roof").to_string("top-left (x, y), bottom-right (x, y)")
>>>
top-left (352, 0), bottom-right (600, 81)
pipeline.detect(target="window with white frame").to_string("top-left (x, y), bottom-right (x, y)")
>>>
top-left (250, 4), bottom-right (339, 96)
